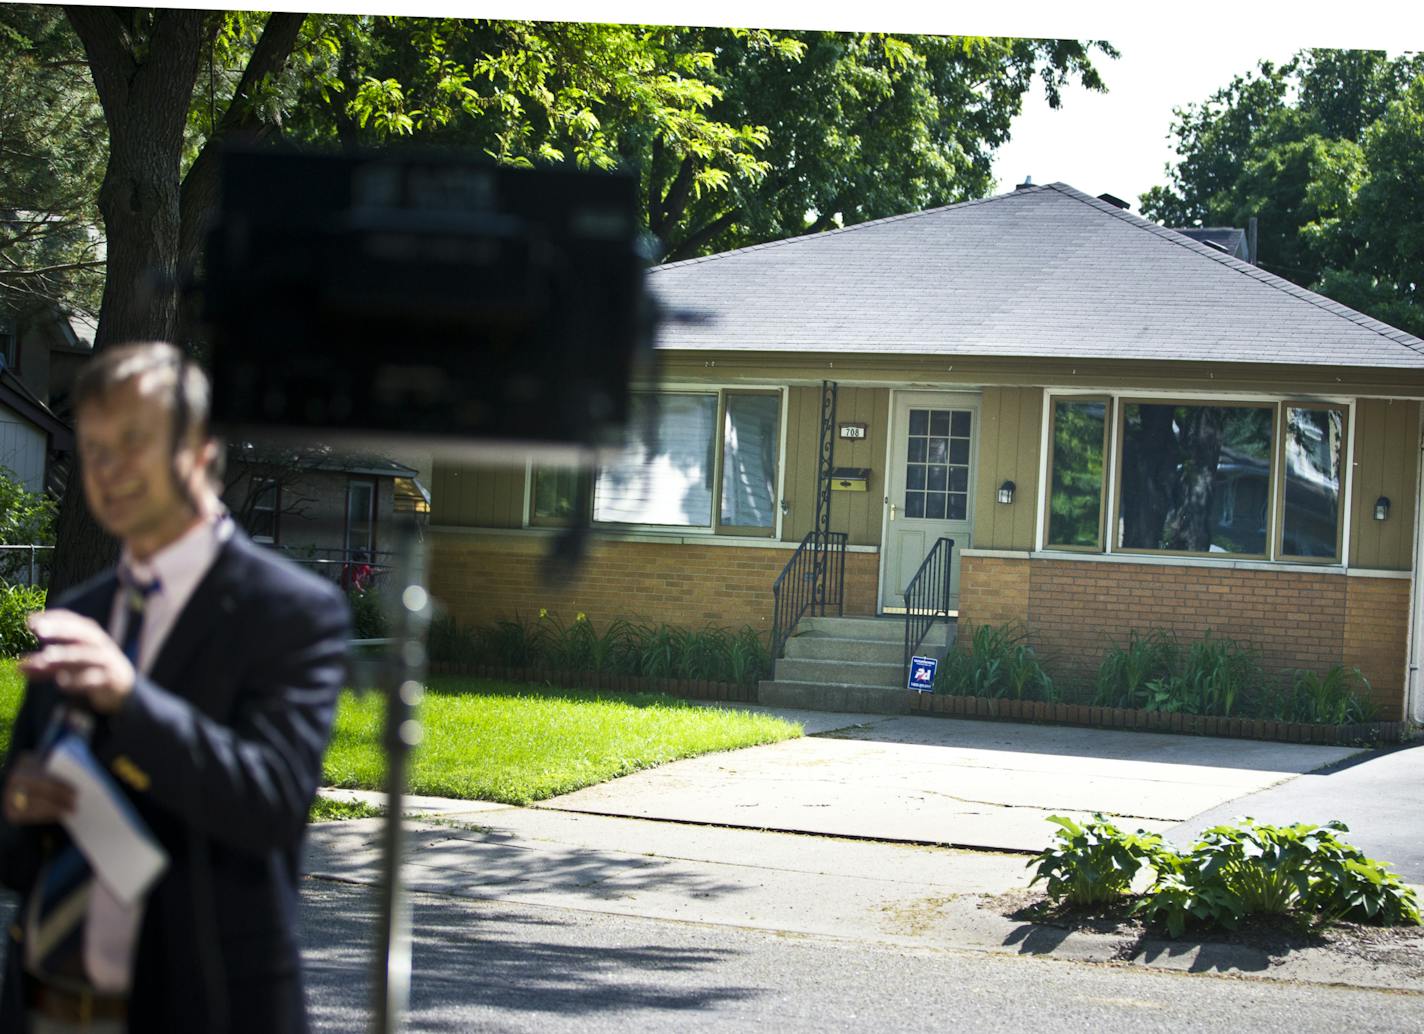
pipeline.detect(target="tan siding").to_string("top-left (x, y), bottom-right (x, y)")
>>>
top-left (973, 387), bottom-right (1042, 550)
top-left (1350, 399), bottom-right (1418, 571)
top-left (825, 386), bottom-right (888, 547)
top-left (784, 386), bottom-right (819, 541)
top-left (430, 462), bottom-right (525, 528)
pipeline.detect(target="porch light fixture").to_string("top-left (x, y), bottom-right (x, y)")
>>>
top-left (997, 480), bottom-right (1016, 505)
top-left (1375, 496), bottom-right (1391, 521)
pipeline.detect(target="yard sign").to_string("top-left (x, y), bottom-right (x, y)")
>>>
top-left (908, 656), bottom-right (938, 692)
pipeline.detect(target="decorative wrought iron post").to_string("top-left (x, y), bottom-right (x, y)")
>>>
top-left (812, 380), bottom-right (837, 614)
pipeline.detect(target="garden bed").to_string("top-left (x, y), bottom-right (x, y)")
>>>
top-left (427, 661), bottom-right (757, 703)
top-left (908, 690), bottom-right (1416, 745)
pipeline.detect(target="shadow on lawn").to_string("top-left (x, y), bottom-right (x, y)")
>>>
top-left (301, 878), bottom-right (761, 1032)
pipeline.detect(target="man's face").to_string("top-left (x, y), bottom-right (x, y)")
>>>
top-left (76, 377), bottom-right (202, 552)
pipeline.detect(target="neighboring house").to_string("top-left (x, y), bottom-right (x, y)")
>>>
top-left (224, 444), bottom-right (428, 586)
top-left (416, 183), bottom-right (1424, 721)
top-left (0, 358), bottom-right (73, 494)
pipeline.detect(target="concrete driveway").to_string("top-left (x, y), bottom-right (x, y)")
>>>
top-left (538, 709), bottom-right (1362, 852)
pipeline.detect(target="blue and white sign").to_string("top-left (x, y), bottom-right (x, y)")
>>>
top-left (908, 656), bottom-right (938, 693)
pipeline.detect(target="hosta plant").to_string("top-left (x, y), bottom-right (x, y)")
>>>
top-left (1027, 813), bottom-right (1170, 907)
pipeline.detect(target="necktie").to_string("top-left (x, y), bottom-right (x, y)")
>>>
top-left (26, 571), bottom-right (159, 984)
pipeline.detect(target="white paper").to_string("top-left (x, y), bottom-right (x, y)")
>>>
top-left (45, 737), bottom-right (169, 906)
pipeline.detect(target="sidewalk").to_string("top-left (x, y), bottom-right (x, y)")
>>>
top-left (307, 709), bottom-right (1424, 992)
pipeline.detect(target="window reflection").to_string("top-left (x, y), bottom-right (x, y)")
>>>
top-left (1281, 407), bottom-right (1343, 558)
top-left (1119, 403), bottom-right (1273, 554)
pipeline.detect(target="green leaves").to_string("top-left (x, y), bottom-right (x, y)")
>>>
top-left (1142, 48), bottom-right (1424, 337)
top-left (1027, 813), bottom-right (1168, 907)
top-left (1031, 814), bottom-right (1424, 937)
top-left (935, 623), bottom-right (1055, 701)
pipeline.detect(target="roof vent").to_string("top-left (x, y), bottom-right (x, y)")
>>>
top-left (1096, 193), bottom-right (1129, 210)
top-left (1015, 176), bottom-right (1034, 190)
top-left (1202, 240), bottom-right (1230, 254)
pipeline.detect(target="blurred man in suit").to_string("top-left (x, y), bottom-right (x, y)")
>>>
top-left (0, 342), bottom-right (350, 1032)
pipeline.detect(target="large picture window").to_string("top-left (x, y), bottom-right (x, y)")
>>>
top-left (532, 389), bottom-right (781, 535)
top-left (1119, 402), bottom-right (1274, 555)
top-left (1043, 395), bottom-right (1348, 563)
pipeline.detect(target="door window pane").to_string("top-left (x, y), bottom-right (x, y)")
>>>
top-left (1119, 403), bottom-right (1273, 553)
top-left (594, 394), bottom-right (717, 526)
top-left (720, 394), bottom-right (779, 529)
top-left (1281, 407), bottom-right (1344, 559)
top-left (1047, 399), bottom-right (1106, 548)
top-left (904, 407), bottom-right (971, 524)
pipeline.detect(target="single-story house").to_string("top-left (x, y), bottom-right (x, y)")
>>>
top-left (425, 182), bottom-right (1424, 722)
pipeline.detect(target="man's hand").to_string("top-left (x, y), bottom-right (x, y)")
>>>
top-left (21, 609), bottom-right (136, 714)
top-left (2, 753), bottom-right (75, 825)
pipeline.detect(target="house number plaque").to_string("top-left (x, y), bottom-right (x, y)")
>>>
top-left (839, 423), bottom-right (867, 440)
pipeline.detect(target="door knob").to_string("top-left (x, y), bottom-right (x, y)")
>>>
top-left (887, 499), bottom-right (897, 521)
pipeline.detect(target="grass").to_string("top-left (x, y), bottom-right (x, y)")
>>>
top-left (323, 675), bottom-right (801, 804)
top-left (0, 660), bottom-right (800, 807)
top-left (308, 795), bottom-right (384, 822)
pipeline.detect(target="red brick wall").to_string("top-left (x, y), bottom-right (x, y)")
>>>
top-left (959, 555), bottom-right (1410, 718)
top-left (429, 531), bottom-right (880, 635)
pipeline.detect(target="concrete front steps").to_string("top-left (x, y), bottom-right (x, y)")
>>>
top-left (758, 615), bottom-right (956, 714)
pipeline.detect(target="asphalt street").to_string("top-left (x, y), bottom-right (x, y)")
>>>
top-left (300, 877), bottom-right (1424, 1034)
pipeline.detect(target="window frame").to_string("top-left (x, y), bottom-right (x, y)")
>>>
top-left (527, 385), bottom-right (786, 538)
top-left (344, 477), bottom-right (378, 558)
top-left (1274, 401), bottom-right (1350, 565)
top-left (1041, 394), bottom-right (1111, 552)
top-left (248, 476), bottom-right (281, 545)
top-left (1038, 391), bottom-right (1354, 566)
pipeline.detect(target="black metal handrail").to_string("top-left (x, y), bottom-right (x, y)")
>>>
top-left (771, 530), bottom-right (847, 658)
top-left (902, 537), bottom-right (955, 684)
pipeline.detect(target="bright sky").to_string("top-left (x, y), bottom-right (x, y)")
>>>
top-left (47, 0), bottom-right (1424, 216)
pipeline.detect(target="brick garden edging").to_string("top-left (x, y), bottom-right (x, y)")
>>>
top-left (907, 692), bottom-right (1415, 746)
top-left (427, 661), bottom-right (758, 703)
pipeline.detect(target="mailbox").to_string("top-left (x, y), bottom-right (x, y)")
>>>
top-left (830, 467), bottom-right (870, 492)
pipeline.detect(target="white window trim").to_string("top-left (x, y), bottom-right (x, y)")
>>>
top-left (523, 383), bottom-right (789, 538)
top-left (1038, 389), bottom-right (1356, 567)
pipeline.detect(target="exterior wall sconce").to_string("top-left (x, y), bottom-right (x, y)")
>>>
top-left (1374, 496), bottom-right (1391, 521)
top-left (997, 480), bottom-right (1016, 505)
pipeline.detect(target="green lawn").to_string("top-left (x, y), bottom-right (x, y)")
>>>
top-left (0, 662), bottom-right (801, 806)
top-left (325, 676), bottom-right (801, 804)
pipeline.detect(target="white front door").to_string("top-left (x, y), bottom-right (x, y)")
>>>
top-left (878, 391), bottom-right (977, 613)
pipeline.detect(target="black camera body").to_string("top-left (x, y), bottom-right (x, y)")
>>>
top-left (204, 147), bottom-right (650, 460)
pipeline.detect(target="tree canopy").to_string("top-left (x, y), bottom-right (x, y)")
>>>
top-left (1140, 48), bottom-right (1424, 337)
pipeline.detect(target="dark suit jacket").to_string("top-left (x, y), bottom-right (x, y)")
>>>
top-left (0, 529), bottom-right (351, 1033)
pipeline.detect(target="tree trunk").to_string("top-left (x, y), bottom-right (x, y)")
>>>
top-left (49, 8), bottom-right (209, 595)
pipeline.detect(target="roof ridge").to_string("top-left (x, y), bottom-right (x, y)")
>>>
top-left (1044, 183), bottom-right (1424, 361)
top-left (649, 186), bottom-right (1050, 273)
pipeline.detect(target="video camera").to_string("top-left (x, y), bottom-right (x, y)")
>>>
top-left (204, 147), bottom-right (653, 463)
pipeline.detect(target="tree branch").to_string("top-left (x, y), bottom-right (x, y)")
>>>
top-left (654, 155), bottom-right (697, 241)
top-left (0, 261), bottom-right (108, 278)
top-left (177, 12), bottom-right (307, 276)
top-left (64, 6), bottom-right (138, 116)
top-left (663, 208), bottom-right (741, 263)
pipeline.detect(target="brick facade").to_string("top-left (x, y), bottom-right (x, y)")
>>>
top-left (959, 554), bottom-right (1410, 718)
top-left (429, 531), bottom-right (881, 635)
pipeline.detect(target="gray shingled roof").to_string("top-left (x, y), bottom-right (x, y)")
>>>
top-left (648, 182), bottom-right (1424, 369)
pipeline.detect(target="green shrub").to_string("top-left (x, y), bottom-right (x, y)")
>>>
top-left (0, 585), bottom-right (46, 658)
top-left (1027, 813), bottom-right (1169, 907)
top-left (426, 610), bottom-right (772, 686)
top-left (1093, 629), bottom-right (1178, 709)
top-left (1278, 666), bottom-right (1377, 725)
top-left (935, 623), bottom-right (1054, 701)
top-left (1137, 818), bottom-right (1421, 937)
top-left (346, 589), bottom-right (389, 640)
